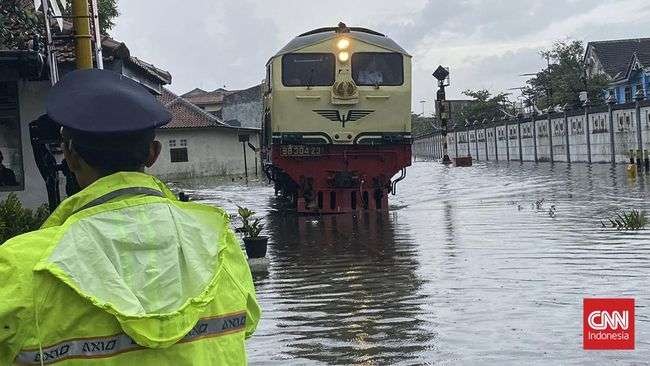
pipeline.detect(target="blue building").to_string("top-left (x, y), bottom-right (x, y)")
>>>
top-left (585, 38), bottom-right (650, 103)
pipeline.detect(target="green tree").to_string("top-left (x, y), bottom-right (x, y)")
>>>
top-left (0, 193), bottom-right (49, 244)
top-left (459, 89), bottom-right (514, 123)
top-left (523, 40), bottom-right (609, 110)
top-left (411, 113), bottom-right (437, 138)
top-left (0, 1), bottom-right (41, 50)
top-left (0, 0), bottom-right (119, 50)
top-left (66, 0), bottom-right (120, 35)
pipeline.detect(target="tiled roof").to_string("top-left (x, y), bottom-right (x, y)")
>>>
top-left (157, 88), bottom-right (228, 129)
top-left (54, 36), bottom-right (172, 84)
top-left (158, 88), bottom-right (178, 105)
top-left (181, 88), bottom-right (236, 106)
top-left (46, 18), bottom-right (171, 84)
top-left (588, 38), bottom-right (650, 80)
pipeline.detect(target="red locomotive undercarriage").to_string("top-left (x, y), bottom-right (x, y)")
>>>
top-left (267, 144), bottom-right (411, 213)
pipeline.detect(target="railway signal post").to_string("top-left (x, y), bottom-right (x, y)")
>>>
top-left (433, 65), bottom-right (451, 165)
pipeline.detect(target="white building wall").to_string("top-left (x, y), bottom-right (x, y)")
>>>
top-left (520, 121), bottom-right (535, 161)
top-left (0, 81), bottom-right (51, 209)
top-left (589, 112), bottom-right (610, 163)
top-left (149, 128), bottom-right (260, 180)
top-left (613, 109), bottom-right (636, 163)
top-left (507, 124), bottom-right (520, 161)
top-left (551, 117), bottom-right (567, 162)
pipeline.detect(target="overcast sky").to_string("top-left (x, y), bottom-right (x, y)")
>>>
top-left (111, 0), bottom-right (650, 116)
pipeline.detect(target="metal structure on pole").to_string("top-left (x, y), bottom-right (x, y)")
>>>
top-left (433, 65), bottom-right (451, 164)
top-left (40, 0), bottom-right (59, 85)
top-left (39, 0), bottom-right (103, 82)
top-left (89, 0), bottom-right (104, 69)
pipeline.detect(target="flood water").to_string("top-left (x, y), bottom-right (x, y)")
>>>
top-left (174, 161), bottom-right (650, 365)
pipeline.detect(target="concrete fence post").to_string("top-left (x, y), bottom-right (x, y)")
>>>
top-left (608, 97), bottom-right (616, 164)
top-left (494, 124), bottom-right (499, 161)
top-left (532, 116), bottom-right (538, 163)
top-left (584, 102), bottom-right (592, 164)
top-left (483, 121), bottom-right (489, 161)
top-left (435, 135), bottom-right (439, 159)
top-left (454, 130), bottom-right (459, 158)
top-left (635, 90), bottom-right (645, 157)
top-left (517, 115), bottom-right (523, 162)
top-left (564, 111), bottom-right (570, 163)
top-left (505, 120), bottom-right (510, 161)
top-left (548, 112), bottom-right (554, 163)
top-left (474, 124), bottom-right (479, 160)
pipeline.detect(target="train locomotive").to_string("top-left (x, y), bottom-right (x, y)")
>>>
top-left (262, 23), bottom-right (412, 213)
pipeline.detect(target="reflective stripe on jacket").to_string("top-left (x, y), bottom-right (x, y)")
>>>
top-left (0, 172), bottom-right (260, 365)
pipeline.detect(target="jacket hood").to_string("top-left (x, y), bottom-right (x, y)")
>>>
top-left (34, 175), bottom-right (228, 348)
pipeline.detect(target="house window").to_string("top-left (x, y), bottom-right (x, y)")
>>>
top-left (0, 81), bottom-right (24, 191)
top-left (625, 86), bottom-right (632, 103)
top-left (609, 89), bottom-right (616, 99)
top-left (180, 139), bottom-right (187, 147)
top-left (170, 147), bottom-right (189, 163)
top-left (169, 139), bottom-right (177, 147)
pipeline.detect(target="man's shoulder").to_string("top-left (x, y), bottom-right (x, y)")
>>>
top-left (0, 226), bottom-right (60, 266)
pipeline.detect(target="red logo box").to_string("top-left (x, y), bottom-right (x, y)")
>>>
top-left (583, 298), bottom-right (634, 350)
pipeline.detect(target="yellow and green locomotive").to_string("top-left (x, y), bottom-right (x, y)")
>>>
top-left (262, 23), bottom-right (412, 213)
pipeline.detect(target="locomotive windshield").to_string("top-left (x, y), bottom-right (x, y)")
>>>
top-left (352, 52), bottom-right (403, 86)
top-left (282, 53), bottom-right (335, 87)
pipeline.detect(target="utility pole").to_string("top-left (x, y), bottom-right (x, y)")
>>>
top-left (239, 135), bottom-right (250, 184)
top-left (71, 0), bottom-right (93, 69)
top-left (433, 65), bottom-right (451, 165)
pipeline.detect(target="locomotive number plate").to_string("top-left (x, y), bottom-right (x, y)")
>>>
top-left (281, 145), bottom-right (323, 156)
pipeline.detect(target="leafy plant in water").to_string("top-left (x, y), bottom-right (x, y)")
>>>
top-left (0, 193), bottom-right (49, 244)
top-left (237, 206), bottom-right (264, 238)
top-left (601, 210), bottom-right (647, 230)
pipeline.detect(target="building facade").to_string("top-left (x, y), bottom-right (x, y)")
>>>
top-left (585, 38), bottom-right (650, 103)
top-left (0, 33), bottom-right (171, 208)
top-left (150, 89), bottom-right (260, 180)
top-left (221, 84), bottom-right (263, 129)
top-left (181, 88), bottom-right (234, 118)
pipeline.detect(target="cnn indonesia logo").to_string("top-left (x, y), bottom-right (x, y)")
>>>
top-left (583, 298), bottom-right (634, 350)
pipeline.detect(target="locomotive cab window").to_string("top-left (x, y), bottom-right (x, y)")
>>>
top-left (352, 52), bottom-right (403, 86)
top-left (282, 53), bottom-right (335, 87)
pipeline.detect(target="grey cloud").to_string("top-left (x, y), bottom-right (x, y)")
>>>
top-left (111, 0), bottom-right (649, 112)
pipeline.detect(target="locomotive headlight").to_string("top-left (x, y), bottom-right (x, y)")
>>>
top-left (336, 38), bottom-right (350, 50)
top-left (338, 51), bottom-right (350, 63)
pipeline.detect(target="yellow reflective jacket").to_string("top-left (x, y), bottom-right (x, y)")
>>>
top-left (0, 172), bottom-right (260, 365)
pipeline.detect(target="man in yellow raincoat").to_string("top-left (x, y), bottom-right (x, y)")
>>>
top-left (0, 69), bottom-right (260, 365)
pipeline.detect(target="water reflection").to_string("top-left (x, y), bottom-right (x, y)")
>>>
top-left (182, 161), bottom-right (650, 364)
top-left (257, 212), bottom-right (431, 364)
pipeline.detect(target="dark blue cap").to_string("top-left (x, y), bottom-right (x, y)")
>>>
top-left (46, 69), bottom-right (171, 134)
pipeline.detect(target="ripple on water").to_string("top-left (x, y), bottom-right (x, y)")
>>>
top-left (183, 161), bottom-right (650, 365)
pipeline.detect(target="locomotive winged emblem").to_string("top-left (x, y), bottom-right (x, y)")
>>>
top-left (313, 110), bottom-right (374, 127)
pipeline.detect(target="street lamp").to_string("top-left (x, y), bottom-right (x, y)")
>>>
top-left (433, 65), bottom-right (451, 164)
